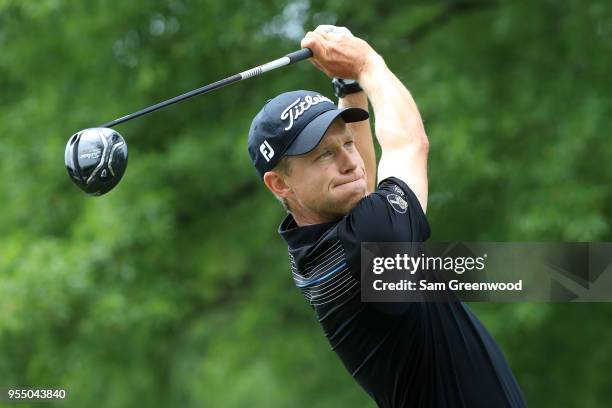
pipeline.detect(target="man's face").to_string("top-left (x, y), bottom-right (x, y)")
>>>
top-left (282, 119), bottom-right (368, 222)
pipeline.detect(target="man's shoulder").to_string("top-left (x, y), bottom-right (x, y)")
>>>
top-left (355, 177), bottom-right (414, 216)
top-left (339, 176), bottom-right (431, 244)
top-left (279, 176), bottom-right (430, 274)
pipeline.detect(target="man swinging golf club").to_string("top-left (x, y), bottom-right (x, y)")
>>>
top-left (248, 25), bottom-right (527, 408)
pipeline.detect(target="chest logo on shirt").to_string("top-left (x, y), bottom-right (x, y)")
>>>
top-left (387, 194), bottom-right (408, 214)
top-left (392, 185), bottom-right (405, 197)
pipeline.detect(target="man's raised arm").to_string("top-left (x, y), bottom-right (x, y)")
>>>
top-left (301, 26), bottom-right (429, 212)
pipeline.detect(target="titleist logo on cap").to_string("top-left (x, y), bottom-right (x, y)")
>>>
top-left (280, 94), bottom-right (333, 131)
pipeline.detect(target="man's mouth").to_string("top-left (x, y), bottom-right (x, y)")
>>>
top-left (333, 174), bottom-right (364, 189)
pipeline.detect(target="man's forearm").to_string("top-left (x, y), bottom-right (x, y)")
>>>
top-left (358, 54), bottom-right (428, 151)
top-left (338, 92), bottom-right (376, 192)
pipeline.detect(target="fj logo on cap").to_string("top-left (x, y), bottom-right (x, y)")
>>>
top-left (280, 94), bottom-right (333, 131)
top-left (260, 140), bottom-right (275, 162)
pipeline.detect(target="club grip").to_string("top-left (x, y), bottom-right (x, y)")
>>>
top-left (286, 48), bottom-right (313, 63)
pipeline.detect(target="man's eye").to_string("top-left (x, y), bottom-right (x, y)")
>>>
top-left (344, 141), bottom-right (355, 148)
top-left (317, 151), bottom-right (332, 160)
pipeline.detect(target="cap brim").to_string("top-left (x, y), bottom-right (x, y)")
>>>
top-left (284, 107), bottom-right (369, 156)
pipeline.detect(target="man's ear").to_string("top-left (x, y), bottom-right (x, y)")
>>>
top-left (263, 171), bottom-right (292, 198)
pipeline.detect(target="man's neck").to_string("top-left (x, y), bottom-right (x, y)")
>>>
top-left (290, 204), bottom-right (336, 227)
top-left (291, 212), bottom-right (329, 227)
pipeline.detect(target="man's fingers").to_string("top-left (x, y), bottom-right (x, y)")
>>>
top-left (302, 26), bottom-right (360, 78)
top-left (300, 31), bottom-right (318, 49)
top-left (305, 30), bottom-right (327, 41)
top-left (310, 58), bottom-right (326, 72)
top-left (314, 24), bottom-right (335, 34)
top-left (299, 35), bottom-right (331, 76)
top-left (301, 31), bottom-right (327, 58)
top-left (306, 25), bottom-right (354, 52)
top-left (314, 24), bottom-right (352, 38)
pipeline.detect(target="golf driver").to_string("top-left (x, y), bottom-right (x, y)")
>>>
top-left (65, 48), bottom-right (313, 196)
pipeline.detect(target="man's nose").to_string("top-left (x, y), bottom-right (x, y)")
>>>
top-left (337, 148), bottom-right (358, 173)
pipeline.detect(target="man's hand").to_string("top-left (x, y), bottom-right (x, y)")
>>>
top-left (300, 25), bottom-right (379, 80)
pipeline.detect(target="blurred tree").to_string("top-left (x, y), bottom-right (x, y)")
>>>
top-left (1, 0), bottom-right (611, 406)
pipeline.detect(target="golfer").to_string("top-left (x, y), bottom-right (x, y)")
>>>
top-left (247, 25), bottom-right (527, 408)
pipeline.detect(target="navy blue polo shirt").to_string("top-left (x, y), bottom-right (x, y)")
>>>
top-left (279, 177), bottom-right (527, 408)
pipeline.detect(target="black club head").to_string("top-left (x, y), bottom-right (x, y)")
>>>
top-left (65, 128), bottom-right (128, 196)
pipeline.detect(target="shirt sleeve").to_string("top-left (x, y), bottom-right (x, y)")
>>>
top-left (336, 177), bottom-right (431, 315)
top-left (343, 177), bottom-right (431, 243)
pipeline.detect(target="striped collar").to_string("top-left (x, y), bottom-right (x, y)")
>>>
top-left (278, 213), bottom-right (337, 249)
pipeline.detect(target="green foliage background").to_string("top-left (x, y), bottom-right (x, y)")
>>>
top-left (1, 0), bottom-right (611, 406)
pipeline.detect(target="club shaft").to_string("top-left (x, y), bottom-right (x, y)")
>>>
top-left (100, 48), bottom-right (313, 128)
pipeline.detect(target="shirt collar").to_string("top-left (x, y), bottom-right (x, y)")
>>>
top-left (278, 213), bottom-right (337, 249)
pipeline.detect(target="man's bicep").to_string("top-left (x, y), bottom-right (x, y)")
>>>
top-left (377, 144), bottom-right (429, 213)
